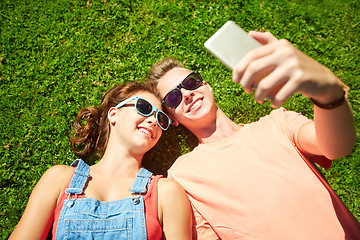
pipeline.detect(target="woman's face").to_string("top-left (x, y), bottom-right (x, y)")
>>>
top-left (111, 91), bottom-right (165, 155)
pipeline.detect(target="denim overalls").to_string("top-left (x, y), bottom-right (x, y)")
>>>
top-left (55, 159), bottom-right (153, 239)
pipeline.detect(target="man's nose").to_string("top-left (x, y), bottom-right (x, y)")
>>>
top-left (182, 88), bottom-right (195, 104)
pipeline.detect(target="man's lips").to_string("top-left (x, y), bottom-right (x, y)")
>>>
top-left (187, 98), bottom-right (203, 113)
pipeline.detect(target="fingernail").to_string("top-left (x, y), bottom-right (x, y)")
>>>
top-left (244, 87), bottom-right (252, 94)
top-left (232, 74), bottom-right (239, 83)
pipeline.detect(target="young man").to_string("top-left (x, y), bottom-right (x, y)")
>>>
top-left (146, 31), bottom-right (360, 239)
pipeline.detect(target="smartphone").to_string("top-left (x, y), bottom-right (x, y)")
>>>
top-left (204, 21), bottom-right (261, 70)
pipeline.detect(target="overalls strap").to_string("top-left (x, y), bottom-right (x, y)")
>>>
top-left (129, 168), bottom-right (153, 194)
top-left (65, 159), bottom-right (90, 195)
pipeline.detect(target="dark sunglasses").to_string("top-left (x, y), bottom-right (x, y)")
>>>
top-left (115, 96), bottom-right (171, 130)
top-left (161, 71), bottom-right (203, 108)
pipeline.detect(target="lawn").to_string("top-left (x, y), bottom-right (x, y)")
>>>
top-left (1, 0), bottom-right (359, 238)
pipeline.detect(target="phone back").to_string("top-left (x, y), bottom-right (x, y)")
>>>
top-left (204, 21), bottom-right (261, 70)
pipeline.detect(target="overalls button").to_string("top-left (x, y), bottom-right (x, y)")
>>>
top-left (132, 196), bottom-right (140, 204)
top-left (67, 200), bottom-right (75, 208)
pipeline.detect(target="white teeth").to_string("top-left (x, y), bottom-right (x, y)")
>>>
top-left (190, 99), bottom-right (202, 111)
top-left (138, 128), bottom-right (152, 138)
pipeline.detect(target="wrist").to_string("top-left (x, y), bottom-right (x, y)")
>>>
top-left (310, 84), bottom-right (349, 109)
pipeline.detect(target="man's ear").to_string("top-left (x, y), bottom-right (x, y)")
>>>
top-left (203, 81), bottom-right (213, 91)
top-left (170, 117), bottom-right (179, 127)
top-left (108, 107), bottom-right (117, 125)
top-left (164, 107), bottom-right (179, 127)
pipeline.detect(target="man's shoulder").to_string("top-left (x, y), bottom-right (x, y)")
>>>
top-left (172, 149), bottom-right (199, 165)
top-left (167, 149), bottom-right (201, 175)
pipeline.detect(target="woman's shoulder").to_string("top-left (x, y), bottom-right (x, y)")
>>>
top-left (157, 178), bottom-right (192, 239)
top-left (157, 178), bottom-right (186, 196)
top-left (38, 164), bottom-right (75, 191)
top-left (44, 164), bottom-right (75, 179)
top-left (157, 178), bottom-right (189, 208)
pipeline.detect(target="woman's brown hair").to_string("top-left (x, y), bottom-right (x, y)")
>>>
top-left (68, 82), bottom-right (159, 161)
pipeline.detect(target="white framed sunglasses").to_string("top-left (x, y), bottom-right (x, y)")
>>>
top-left (115, 96), bottom-right (171, 130)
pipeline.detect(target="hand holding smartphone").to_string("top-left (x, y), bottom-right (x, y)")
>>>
top-left (204, 21), bottom-right (285, 102)
top-left (204, 21), bottom-right (261, 71)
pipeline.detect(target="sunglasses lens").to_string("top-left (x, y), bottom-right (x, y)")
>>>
top-left (162, 72), bottom-right (203, 109)
top-left (136, 98), bottom-right (169, 130)
top-left (182, 73), bottom-right (202, 90)
top-left (164, 89), bottom-right (182, 108)
top-left (136, 99), bottom-right (152, 115)
top-left (157, 112), bottom-right (170, 130)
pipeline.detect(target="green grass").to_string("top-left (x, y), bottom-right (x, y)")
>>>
top-left (1, 0), bottom-right (359, 238)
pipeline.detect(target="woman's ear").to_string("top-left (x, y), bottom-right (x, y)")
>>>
top-left (108, 107), bottom-right (117, 125)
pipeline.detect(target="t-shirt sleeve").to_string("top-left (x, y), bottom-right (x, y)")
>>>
top-left (168, 171), bottom-right (220, 240)
top-left (192, 204), bottom-right (220, 240)
top-left (269, 108), bottom-right (332, 169)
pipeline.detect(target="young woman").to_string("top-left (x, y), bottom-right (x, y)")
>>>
top-left (9, 82), bottom-right (192, 240)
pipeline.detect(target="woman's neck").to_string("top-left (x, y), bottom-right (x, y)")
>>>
top-left (94, 142), bottom-right (143, 177)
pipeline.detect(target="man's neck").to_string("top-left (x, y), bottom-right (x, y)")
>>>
top-left (188, 108), bottom-right (243, 144)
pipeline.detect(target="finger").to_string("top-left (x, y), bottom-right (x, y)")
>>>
top-left (232, 42), bottom-right (277, 83)
top-left (249, 31), bottom-right (278, 45)
top-left (270, 79), bottom-right (299, 107)
top-left (253, 66), bottom-right (290, 103)
top-left (239, 50), bottom-right (279, 94)
top-left (268, 68), bottom-right (303, 107)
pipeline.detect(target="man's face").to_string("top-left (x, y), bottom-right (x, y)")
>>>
top-left (157, 67), bottom-right (216, 128)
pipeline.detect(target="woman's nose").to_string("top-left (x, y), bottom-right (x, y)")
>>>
top-left (146, 114), bottom-right (158, 127)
